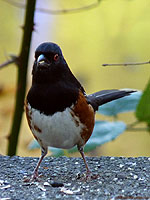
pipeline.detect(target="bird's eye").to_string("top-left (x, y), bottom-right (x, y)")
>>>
top-left (54, 54), bottom-right (59, 61)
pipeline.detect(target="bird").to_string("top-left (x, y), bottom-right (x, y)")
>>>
top-left (25, 42), bottom-right (135, 181)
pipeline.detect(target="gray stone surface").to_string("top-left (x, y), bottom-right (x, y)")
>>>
top-left (0, 155), bottom-right (150, 199)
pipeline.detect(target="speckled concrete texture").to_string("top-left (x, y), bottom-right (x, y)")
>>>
top-left (0, 155), bottom-right (150, 199)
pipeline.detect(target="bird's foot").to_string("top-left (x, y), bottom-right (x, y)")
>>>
top-left (77, 170), bottom-right (99, 181)
top-left (85, 171), bottom-right (99, 181)
top-left (23, 172), bottom-right (42, 182)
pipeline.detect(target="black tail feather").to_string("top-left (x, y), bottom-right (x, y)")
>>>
top-left (87, 89), bottom-right (136, 111)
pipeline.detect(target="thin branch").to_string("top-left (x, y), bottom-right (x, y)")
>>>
top-left (126, 127), bottom-right (148, 132)
top-left (0, 56), bottom-right (18, 69)
top-left (102, 60), bottom-right (150, 67)
top-left (3, 0), bottom-right (100, 14)
top-left (127, 121), bottom-right (140, 129)
top-left (126, 120), bottom-right (149, 132)
top-left (36, 1), bottom-right (100, 14)
top-left (2, 0), bottom-right (24, 8)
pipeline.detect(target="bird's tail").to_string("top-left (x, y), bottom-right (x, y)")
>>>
top-left (87, 89), bottom-right (136, 111)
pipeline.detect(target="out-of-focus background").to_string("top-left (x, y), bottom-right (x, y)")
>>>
top-left (0, 0), bottom-right (150, 157)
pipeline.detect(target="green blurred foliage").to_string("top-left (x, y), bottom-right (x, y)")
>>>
top-left (0, 0), bottom-right (150, 156)
top-left (136, 80), bottom-right (150, 124)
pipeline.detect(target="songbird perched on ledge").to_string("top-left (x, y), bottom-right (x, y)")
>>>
top-left (25, 42), bottom-right (135, 181)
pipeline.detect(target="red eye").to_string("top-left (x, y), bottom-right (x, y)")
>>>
top-left (54, 54), bottom-right (59, 61)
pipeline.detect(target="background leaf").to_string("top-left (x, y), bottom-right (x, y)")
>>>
top-left (84, 120), bottom-right (127, 152)
top-left (136, 80), bottom-right (150, 123)
top-left (28, 139), bottom-right (40, 149)
top-left (28, 120), bottom-right (127, 156)
top-left (98, 91), bottom-right (142, 116)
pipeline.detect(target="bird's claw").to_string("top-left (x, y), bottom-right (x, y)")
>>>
top-left (23, 172), bottom-right (42, 183)
top-left (77, 171), bottom-right (99, 181)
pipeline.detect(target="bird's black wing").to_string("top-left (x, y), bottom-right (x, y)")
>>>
top-left (87, 89), bottom-right (136, 111)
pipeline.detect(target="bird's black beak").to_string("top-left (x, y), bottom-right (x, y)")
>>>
top-left (37, 54), bottom-right (51, 69)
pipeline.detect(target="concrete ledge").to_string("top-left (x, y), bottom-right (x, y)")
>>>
top-left (0, 155), bottom-right (150, 199)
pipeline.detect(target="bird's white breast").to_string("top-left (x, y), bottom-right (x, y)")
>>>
top-left (27, 103), bottom-right (85, 149)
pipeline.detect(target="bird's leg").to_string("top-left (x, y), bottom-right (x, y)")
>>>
top-left (78, 146), bottom-right (91, 173)
top-left (32, 146), bottom-right (48, 181)
top-left (78, 146), bottom-right (99, 181)
top-left (22, 146), bottom-right (48, 182)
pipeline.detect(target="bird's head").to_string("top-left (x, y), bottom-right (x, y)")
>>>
top-left (32, 42), bottom-right (67, 83)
